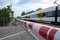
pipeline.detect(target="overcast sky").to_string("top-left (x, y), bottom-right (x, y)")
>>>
top-left (0, 0), bottom-right (60, 17)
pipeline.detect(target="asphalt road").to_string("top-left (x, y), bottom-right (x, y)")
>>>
top-left (0, 22), bottom-right (36, 40)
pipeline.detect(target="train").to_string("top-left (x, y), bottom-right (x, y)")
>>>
top-left (21, 6), bottom-right (60, 24)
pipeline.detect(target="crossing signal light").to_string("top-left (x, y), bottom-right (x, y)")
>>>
top-left (7, 6), bottom-right (11, 10)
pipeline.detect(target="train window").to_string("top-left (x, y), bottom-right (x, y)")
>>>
top-left (23, 16), bottom-right (30, 18)
top-left (57, 10), bottom-right (60, 17)
top-left (43, 12), bottom-right (49, 17)
top-left (46, 11), bottom-right (55, 17)
top-left (43, 12), bottom-right (46, 17)
top-left (38, 13), bottom-right (42, 17)
top-left (47, 11), bottom-right (53, 17)
top-left (26, 16), bottom-right (30, 18)
top-left (30, 14), bottom-right (38, 18)
top-left (38, 13), bottom-right (45, 17)
top-left (43, 11), bottom-right (55, 17)
top-left (38, 13), bottom-right (40, 17)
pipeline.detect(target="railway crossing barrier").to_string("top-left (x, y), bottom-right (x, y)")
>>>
top-left (16, 19), bottom-right (60, 40)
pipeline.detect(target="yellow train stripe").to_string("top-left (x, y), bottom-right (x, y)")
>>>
top-left (38, 10), bottom-right (43, 21)
top-left (38, 17), bottom-right (42, 21)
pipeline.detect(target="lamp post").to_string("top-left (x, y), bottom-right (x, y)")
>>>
top-left (7, 0), bottom-right (13, 22)
top-left (54, 0), bottom-right (59, 23)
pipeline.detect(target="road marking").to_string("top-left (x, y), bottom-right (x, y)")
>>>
top-left (0, 31), bottom-right (26, 40)
top-left (0, 26), bottom-right (19, 30)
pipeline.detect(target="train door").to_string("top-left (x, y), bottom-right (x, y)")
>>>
top-left (38, 10), bottom-right (43, 22)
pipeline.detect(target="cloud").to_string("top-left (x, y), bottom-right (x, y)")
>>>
top-left (41, 0), bottom-right (51, 2)
top-left (0, 0), bottom-right (12, 8)
top-left (56, 0), bottom-right (60, 4)
top-left (0, 0), bottom-right (58, 17)
top-left (13, 1), bottom-right (54, 12)
top-left (13, 1), bottom-right (55, 17)
top-left (13, 0), bottom-right (20, 3)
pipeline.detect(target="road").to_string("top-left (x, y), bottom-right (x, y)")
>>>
top-left (0, 22), bottom-right (36, 40)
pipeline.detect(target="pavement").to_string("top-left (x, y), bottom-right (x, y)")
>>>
top-left (0, 22), bottom-right (36, 40)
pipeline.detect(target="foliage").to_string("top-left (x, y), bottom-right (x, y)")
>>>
top-left (11, 11), bottom-right (14, 18)
top-left (26, 10), bottom-right (35, 14)
top-left (11, 18), bottom-right (16, 25)
top-left (21, 12), bottom-right (26, 16)
top-left (21, 8), bottom-right (42, 16)
top-left (36, 8), bottom-right (42, 11)
top-left (0, 8), bottom-right (10, 26)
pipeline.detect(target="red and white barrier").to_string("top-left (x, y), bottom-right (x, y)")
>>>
top-left (17, 19), bottom-right (60, 40)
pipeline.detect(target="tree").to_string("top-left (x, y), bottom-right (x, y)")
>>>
top-left (10, 11), bottom-right (14, 18)
top-left (36, 8), bottom-right (42, 11)
top-left (26, 10), bottom-right (35, 14)
top-left (0, 8), bottom-right (10, 26)
top-left (21, 12), bottom-right (25, 16)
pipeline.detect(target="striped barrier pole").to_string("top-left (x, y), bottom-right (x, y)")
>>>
top-left (17, 19), bottom-right (60, 40)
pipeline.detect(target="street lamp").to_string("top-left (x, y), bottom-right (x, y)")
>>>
top-left (54, 0), bottom-right (59, 23)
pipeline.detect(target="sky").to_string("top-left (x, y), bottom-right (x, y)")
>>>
top-left (0, 0), bottom-right (60, 17)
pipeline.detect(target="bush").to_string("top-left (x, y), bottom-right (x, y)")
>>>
top-left (0, 8), bottom-right (10, 26)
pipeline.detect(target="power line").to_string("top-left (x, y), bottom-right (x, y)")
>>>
top-left (54, 0), bottom-right (60, 6)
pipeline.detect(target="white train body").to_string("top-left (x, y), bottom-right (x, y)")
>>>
top-left (21, 6), bottom-right (60, 24)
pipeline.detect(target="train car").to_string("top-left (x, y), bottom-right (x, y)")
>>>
top-left (41, 6), bottom-right (56, 22)
top-left (21, 6), bottom-right (60, 24)
top-left (57, 6), bottom-right (60, 22)
top-left (29, 11), bottom-right (39, 21)
top-left (21, 11), bottom-right (40, 22)
top-left (21, 14), bottom-right (30, 20)
top-left (41, 6), bottom-right (60, 24)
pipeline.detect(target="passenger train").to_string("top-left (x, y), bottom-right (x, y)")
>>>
top-left (21, 6), bottom-right (60, 24)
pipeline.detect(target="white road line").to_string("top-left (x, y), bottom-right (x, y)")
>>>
top-left (0, 26), bottom-right (18, 30)
top-left (0, 31), bottom-right (26, 40)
